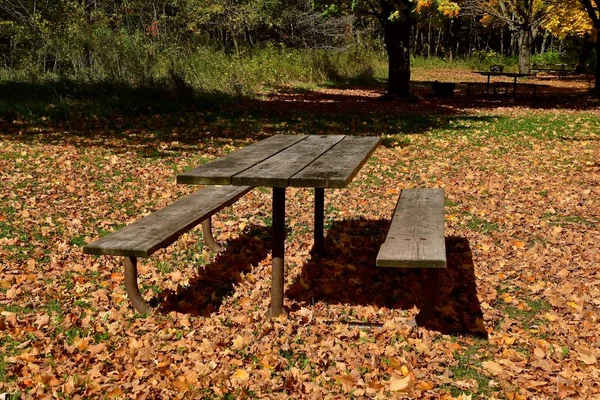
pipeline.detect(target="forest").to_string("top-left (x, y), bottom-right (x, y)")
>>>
top-left (0, 0), bottom-right (597, 96)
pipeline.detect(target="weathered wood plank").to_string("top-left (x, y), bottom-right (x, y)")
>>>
top-left (83, 185), bottom-right (252, 257)
top-left (177, 135), bottom-right (307, 185)
top-left (232, 135), bottom-right (345, 187)
top-left (376, 188), bottom-right (446, 268)
top-left (290, 136), bottom-right (380, 188)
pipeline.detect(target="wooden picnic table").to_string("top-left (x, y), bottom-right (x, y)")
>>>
top-left (472, 71), bottom-right (531, 97)
top-left (178, 134), bottom-right (381, 318)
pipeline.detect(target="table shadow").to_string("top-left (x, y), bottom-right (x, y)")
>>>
top-left (157, 224), bottom-right (271, 316)
top-left (288, 218), bottom-right (487, 338)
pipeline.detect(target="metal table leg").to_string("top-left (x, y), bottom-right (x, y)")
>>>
top-left (267, 187), bottom-right (287, 318)
top-left (314, 188), bottom-right (325, 256)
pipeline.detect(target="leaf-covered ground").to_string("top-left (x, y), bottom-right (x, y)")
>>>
top-left (1, 70), bottom-right (600, 399)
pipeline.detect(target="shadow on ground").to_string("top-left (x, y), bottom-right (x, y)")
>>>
top-left (1, 76), bottom-right (598, 156)
top-left (158, 224), bottom-right (271, 316)
top-left (288, 218), bottom-right (487, 338)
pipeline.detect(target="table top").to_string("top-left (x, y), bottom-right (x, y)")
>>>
top-left (472, 71), bottom-right (530, 78)
top-left (177, 135), bottom-right (381, 188)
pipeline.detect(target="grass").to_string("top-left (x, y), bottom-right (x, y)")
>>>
top-left (441, 339), bottom-right (497, 397)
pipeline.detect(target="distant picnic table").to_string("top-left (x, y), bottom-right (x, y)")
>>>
top-left (531, 63), bottom-right (575, 79)
top-left (470, 71), bottom-right (533, 97)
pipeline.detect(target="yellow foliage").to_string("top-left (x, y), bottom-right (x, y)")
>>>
top-left (542, 0), bottom-right (592, 38)
top-left (415, 0), bottom-right (460, 17)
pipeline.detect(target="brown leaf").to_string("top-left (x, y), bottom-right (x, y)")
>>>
top-left (482, 361), bottom-right (505, 376)
top-left (389, 375), bottom-right (411, 391)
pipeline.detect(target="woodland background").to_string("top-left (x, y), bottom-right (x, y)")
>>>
top-left (0, 0), bottom-right (596, 96)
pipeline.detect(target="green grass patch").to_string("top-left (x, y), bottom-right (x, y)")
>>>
top-left (494, 286), bottom-right (553, 331)
top-left (541, 213), bottom-right (597, 227)
top-left (466, 215), bottom-right (499, 234)
top-left (441, 339), bottom-right (497, 397)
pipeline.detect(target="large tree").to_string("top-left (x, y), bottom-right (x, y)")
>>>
top-left (574, 0), bottom-right (600, 92)
top-left (322, 0), bottom-right (458, 96)
top-left (543, 0), bottom-right (599, 93)
top-left (469, 0), bottom-right (549, 73)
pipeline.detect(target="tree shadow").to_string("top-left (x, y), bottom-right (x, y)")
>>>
top-left (0, 78), bottom-right (494, 153)
top-left (157, 224), bottom-right (271, 316)
top-left (288, 218), bottom-right (487, 338)
top-left (2, 76), bottom-right (598, 156)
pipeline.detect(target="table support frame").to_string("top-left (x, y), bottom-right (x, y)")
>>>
top-left (267, 187), bottom-right (287, 318)
top-left (314, 188), bottom-right (325, 256)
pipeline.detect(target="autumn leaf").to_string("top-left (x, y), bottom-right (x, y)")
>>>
top-left (389, 375), bottom-right (411, 391)
top-left (231, 369), bottom-right (250, 381)
top-left (482, 361), bottom-right (505, 376)
top-left (577, 352), bottom-right (597, 365)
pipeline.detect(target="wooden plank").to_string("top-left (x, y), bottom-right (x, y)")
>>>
top-left (83, 185), bottom-right (252, 257)
top-left (177, 135), bottom-right (307, 185)
top-left (376, 188), bottom-right (446, 268)
top-left (232, 135), bottom-right (345, 187)
top-left (290, 136), bottom-right (380, 188)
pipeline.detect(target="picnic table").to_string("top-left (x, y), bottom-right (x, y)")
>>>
top-left (531, 63), bottom-right (574, 79)
top-left (178, 134), bottom-right (381, 318)
top-left (471, 71), bottom-right (532, 97)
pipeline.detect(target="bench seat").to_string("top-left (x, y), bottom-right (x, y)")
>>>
top-left (376, 188), bottom-right (446, 324)
top-left (84, 185), bottom-right (252, 313)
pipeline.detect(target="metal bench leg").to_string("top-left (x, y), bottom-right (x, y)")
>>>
top-left (124, 256), bottom-right (152, 314)
top-left (201, 217), bottom-right (224, 252)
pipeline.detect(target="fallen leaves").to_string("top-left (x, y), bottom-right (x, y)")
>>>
top-left (1, 81), bottom-right (600, 398)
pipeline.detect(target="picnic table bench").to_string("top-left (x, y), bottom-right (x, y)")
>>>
top-left (84, 185), bottom-right (252, 313)
top-left (376, 188), bottom-right (446, 324)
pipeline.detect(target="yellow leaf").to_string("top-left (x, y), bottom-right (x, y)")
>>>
top-left (231, 369), bottom-right (249, 381)
top-left (544, 312), bottom-right (557, 322)
top-left (400, 365), bottom-right (409, 376)
top-left (389, 375), bottom-right (411, 391)
top-left (503, 335), bottom-right (516, 345)
top-left (232, 335), bottom-right (247, 350)
top-left (567, 301), bottom-right (579, 309)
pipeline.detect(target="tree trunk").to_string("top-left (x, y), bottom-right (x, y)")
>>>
top-left (575, 34), bottom-right (592, 73)
top-left (540, 33), bottom-right (547, 53)
top-left (518, 28), bottom-right (532, 73)
top-left (82, 0), bottom-right (93, 70)
top-left (384, 18), bottom-right (412, 97)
